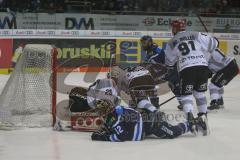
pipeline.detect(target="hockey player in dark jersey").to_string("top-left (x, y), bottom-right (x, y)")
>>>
top-left (139, 35), bottom-right (164, 108)
top-left (140, 35), bottom-right (183, 110)
top-left (91, 98), bottom-right (208, 141)
top-left (140, 35), bottom-right (165, 64)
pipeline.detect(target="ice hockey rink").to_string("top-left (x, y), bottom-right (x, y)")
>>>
top-left (0, 72), bottom-right (240, 160)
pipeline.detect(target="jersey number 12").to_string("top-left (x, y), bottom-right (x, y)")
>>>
top-left (115, 126), bottom-right (124, 134)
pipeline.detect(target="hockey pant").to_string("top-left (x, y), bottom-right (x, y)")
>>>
top-left (166, 66), bottom-right (181, 102)
top-left (211, 59), bottom-right (239, 88)
top-left (144, 121), bottom-right (187, 139)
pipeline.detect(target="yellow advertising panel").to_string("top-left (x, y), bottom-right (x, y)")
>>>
top-left (116, 39), bottom-right (142, 63)
top-left (218, 40), bottom-right (228, 54)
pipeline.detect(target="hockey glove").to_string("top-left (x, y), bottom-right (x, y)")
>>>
top-left (91, 130), bottom-right (110, 141)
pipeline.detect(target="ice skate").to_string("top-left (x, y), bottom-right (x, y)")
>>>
top-left (208, 97), bottom-right (224, 110)
top-left (187, 112), bottom-right (198, 136)
top-left (196, 113), bottom-right (210, 136)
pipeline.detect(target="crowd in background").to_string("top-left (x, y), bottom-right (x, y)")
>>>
top-left (0, 0), bottom-right (64, 13)
top-left (0, 0), bottom-right (240, 15)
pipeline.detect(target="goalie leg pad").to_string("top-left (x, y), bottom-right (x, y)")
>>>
top-left (71, 112), bottom-right (104, 131)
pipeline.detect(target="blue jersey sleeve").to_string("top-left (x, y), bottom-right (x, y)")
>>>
top-left (146, 45), bottom-right (165, 64)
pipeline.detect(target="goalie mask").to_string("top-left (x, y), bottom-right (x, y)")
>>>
top-left (87, 79), bottom-right (119, 109)
top-left (94, 99), bottom-right (114, 115)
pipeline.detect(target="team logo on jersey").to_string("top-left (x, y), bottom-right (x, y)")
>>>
top-left (220, 80), bottom-right (227, 86)
top-left (185, 85), bottom-right (193, 93)
top-left (172, 40), bottom-right (179, 48)
top-left (199, 83), bottom-right (207, 91)
top-left (138, 90), bottom-right (145, 96)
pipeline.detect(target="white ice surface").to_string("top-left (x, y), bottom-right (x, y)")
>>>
top-left (0, 73), bottom-right (240, 160)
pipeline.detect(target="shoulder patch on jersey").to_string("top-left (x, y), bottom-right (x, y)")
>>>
top-left (201, 33), bottom-right (207, 36)
top-left (115, 105), bottom-right (124, 115)
top-left (214, 37), bottom-right (219, 48)
top-left (156, 47), bottom-right (162, 53)
top-left (172, 40), bottom-right (178, 49)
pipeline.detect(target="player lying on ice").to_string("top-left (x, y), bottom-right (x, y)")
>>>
top-left (91, 97), bottom-right (209, 142)
top-left (54, 78), bottom-right (209, 138)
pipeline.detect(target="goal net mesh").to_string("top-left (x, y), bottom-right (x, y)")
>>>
top-left (0, 44), bottom-right (56, 129)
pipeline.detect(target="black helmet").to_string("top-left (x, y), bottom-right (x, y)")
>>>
top-left (140, 35), bottom-right (152, 42)
top-left (140, 35), bottom-right (153, 51)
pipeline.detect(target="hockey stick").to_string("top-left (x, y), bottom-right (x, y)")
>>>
top-left (158, 96), bottom-right (176, 107)
top-left (196, 13), bottom-right (209, 33)
top-left (107, 53), bottom-right (115, 78)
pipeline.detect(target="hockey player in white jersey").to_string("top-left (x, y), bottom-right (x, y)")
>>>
top-left (69, 78), bottom-right (119, 112)
top-left (164, 19), bottom-right (218, 135)
top-left (207, 48), bottom-right (239, 110)
top-left (172, 44), bottom-right (239, 111)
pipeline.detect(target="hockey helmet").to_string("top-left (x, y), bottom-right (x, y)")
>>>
top-left (95, 99), bottom-right (114, 114)
top-left (171, 19), bottom-right (186, 35)
top-left (140, 35), bottom-right (153, 51)
top-left (87, 79), bottom-right (119, 108)
top-left (140, 35), bottom-right (152, 42)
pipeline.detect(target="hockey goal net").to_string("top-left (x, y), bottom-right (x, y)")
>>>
top-left (0, 44), bottom-right (57, 129)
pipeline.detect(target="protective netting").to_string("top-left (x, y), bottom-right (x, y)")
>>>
top-left (0, 44), bottom-right (56, 129)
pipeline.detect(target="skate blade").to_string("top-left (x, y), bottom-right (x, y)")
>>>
top-left (201, 116), bottom-right (210, 136)
top-left (191, 125), bottom-right (198, 136)
top-left (0, 122), bottom-right (16, 130)
top-left (208, 106), bottom-right (225, 113)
